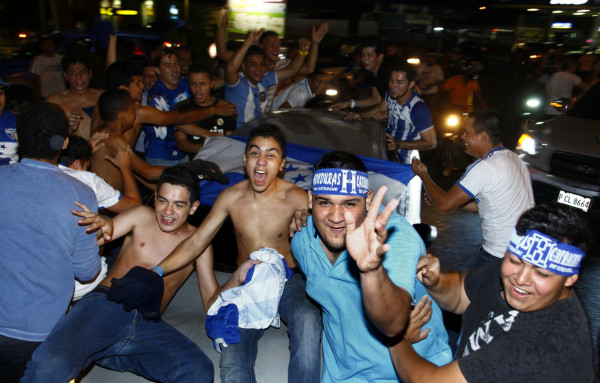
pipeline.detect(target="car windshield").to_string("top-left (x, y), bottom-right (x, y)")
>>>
top-left (567, 82), bottom-right (600, 120)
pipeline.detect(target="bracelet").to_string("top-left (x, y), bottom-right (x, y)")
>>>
top-left (350, 99), bottom-right (356, 109)
top-left (150, 266), bottom-right (163, 277)
top-left (298, 50), bottom-right (309, 56)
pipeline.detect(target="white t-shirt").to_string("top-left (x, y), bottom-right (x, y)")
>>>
top-left (30, 54), bottom-right (65, 97)
top-left (546, 71), bottom-right (581, 115)
top-left (272, 78), bottom-right (314, 109)
top-left (457, 147), bottom-right (534, 257)
top-left (59, 165), bottom-right (121, 210)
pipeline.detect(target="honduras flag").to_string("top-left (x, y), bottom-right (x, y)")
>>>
top-left (193, 136), bottom-right (419, 222)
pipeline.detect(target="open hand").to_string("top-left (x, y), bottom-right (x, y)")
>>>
top-left (345, 186), bottom-right (398, 273)
top-left (404, 295), bottom-right (433, 344)
top-left (72, 201), bottom-right (113, 243)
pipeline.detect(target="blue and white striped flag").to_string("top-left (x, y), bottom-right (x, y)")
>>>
top-left (193, 136), bottom-right (418, 221)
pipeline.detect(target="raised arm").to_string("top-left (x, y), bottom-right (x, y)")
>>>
top-left (297, 23), bottom-right (329, 75)
top-left (345, 186), bottom-right (411, 337)
top-left (275, 38), bottom-right (311, 82)
top-left (330, 85), bottom-right (382, 110)
top-left (411, 158), bottom-right (472, 213)
top-left (216, 8), bottom-right (234, 62)
top-left (225, 29), bottom-right (264, 85)
top-left (344, 97), bottom-right (387, 121)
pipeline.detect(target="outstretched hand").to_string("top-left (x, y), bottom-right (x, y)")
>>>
top-left (72, 201), bottom-right (113, 244)
top-left (345, 186), bottom-right (398, 273)
top-left (105, 142), bottom-right (132, 170)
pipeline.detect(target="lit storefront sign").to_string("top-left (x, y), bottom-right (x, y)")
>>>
top-left (552, 22), bottom-right (573, 28)
top-left (228, 0), bottom-right (286, 36)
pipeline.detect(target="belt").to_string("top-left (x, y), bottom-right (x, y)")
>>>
top-left (91, 285), bottom-right (110, 294)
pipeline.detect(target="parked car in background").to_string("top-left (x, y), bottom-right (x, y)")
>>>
top-left (517, 80), bottom-right (600, 221)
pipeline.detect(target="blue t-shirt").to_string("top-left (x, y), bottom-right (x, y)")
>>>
top-left (386, 90), bottom-right (434, 163)
top-left (144, 79), bottom-right (189, 161)
top-left (225, 71), bottom-right (278, 128)
top-left (0, 110), bottom-right (18, 165)
top-left (0, 159), bottom-right (100, 342)
top-left (291, 210), bottom-right (452, 382)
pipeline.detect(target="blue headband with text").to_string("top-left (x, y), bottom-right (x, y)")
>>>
top-left (311, 169), bottom-right (369, 198)
top-left (507, 229), bottom-right (585, 276)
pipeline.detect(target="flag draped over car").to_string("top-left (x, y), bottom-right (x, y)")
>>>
top-left (193, 136), bottom-right (415, 209)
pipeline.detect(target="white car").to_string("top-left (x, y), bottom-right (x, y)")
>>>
top-left (517, 81), bottom-right (600, 220)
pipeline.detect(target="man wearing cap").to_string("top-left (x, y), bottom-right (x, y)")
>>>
top-left (291, 151), bottom-right (452, 382)
top-left (390, 203), bottom-right (595, 383)
top-left (0, 78), bottom-right (18, 165)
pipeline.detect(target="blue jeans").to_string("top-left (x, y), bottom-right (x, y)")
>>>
top-left (219, 272), bottom-right (322, 383)
top-left (462, 245), bottom-right (499, 271)
top-left (0, 334), bottom-right (41, 383)
top-left (21, 290), bottom-right (213, 383)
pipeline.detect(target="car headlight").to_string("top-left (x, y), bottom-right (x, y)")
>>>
top-left (525, 97), bottom-right (541, 109)
top-left (517, 133), bottom-right (542, 156)
top-left (445, 114), bottom-right (461, 128)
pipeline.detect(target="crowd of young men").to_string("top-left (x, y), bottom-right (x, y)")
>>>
top-left (0, 20), bottom-right (596, 383)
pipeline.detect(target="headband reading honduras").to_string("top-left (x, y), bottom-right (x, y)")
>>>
top-left (311, 169), bottom-right (369, 198)
top-left (507, 229), bottom-right (586, 276)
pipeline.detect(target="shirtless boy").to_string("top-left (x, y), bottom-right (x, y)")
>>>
top-left (22, 166), bottom-right (216, 383)
top-left (156, 124), bottom-right (322, 383)
top-left (47, 53), bottom-right (103, 139)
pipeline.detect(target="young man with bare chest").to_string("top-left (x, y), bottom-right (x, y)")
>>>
top-left (155, 124), bottom-right (322, 383)
top-left (47, 53), bottom-right (103, 139)
top-left (21, 166), bottom-right (216, 382)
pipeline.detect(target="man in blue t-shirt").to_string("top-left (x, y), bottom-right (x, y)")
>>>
top-left (291, 151), bottom-right (451, 382)
top-left (0, 79), bottom-right (18, 165)
top-left (144, 48), bottom-right (190, 166)
top-left (224, 29), bottom-right (311, 128)
top-left (0, 102), bottom-right (100, 382)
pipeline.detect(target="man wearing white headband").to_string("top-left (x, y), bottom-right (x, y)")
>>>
top-left (291, 151), bottom-right (452, 382)
top-left (390, 203), bottom-right (595, 382)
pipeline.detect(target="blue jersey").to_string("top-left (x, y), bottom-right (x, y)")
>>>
top-left (386, 90), bottom-right (433, 163)
top-left (144, 79), bottom-right (189, 161)
top-left (225, 71), bottom-right (278, 128)
top-left (0, 110), bottom-right (18, 165)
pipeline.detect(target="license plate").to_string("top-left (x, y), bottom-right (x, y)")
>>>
top-left (557, 190), bottom-right (591, 212)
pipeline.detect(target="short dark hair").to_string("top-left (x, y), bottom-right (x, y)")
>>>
top-left (155, 47), bottom-right (178, 67)
top-left (516, 203), bottom-right (591, 254)
top-left (106, 61), bottom-right (141, 91)
top-left (360, 36), bottom-right (384, 56)
top-left (470, 109), bottom-right (503, 145)
top-left (245, 45), bottom-right (265, 62)
top-left (390, 63), bottom-right (417, 83)
top-left (259, 31), bottom-right (279, 44)
top-left (245, 124), bottom-right (287, 159)
top-left (98, 89), bottom-right (133, 121)
top-left (313, 151), bottom-right (367, 172)
top-left (188, 64), bottom-right (212, 78)
top-left (61, 54), bottom-right (90, 73)
top-left (157, 166), bottom-right (200, 204)
top-left (60, 135), bottom-right (92, 166)
top-left (17, 102), bottom-right (68, 160)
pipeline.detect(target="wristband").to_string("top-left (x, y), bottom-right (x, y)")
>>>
top-left (350, 99), bottom-right (356, 109)
top-left (150, 266), bottom-right (163, 277)
top-left (298, 50), bottom-right (309, 56)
